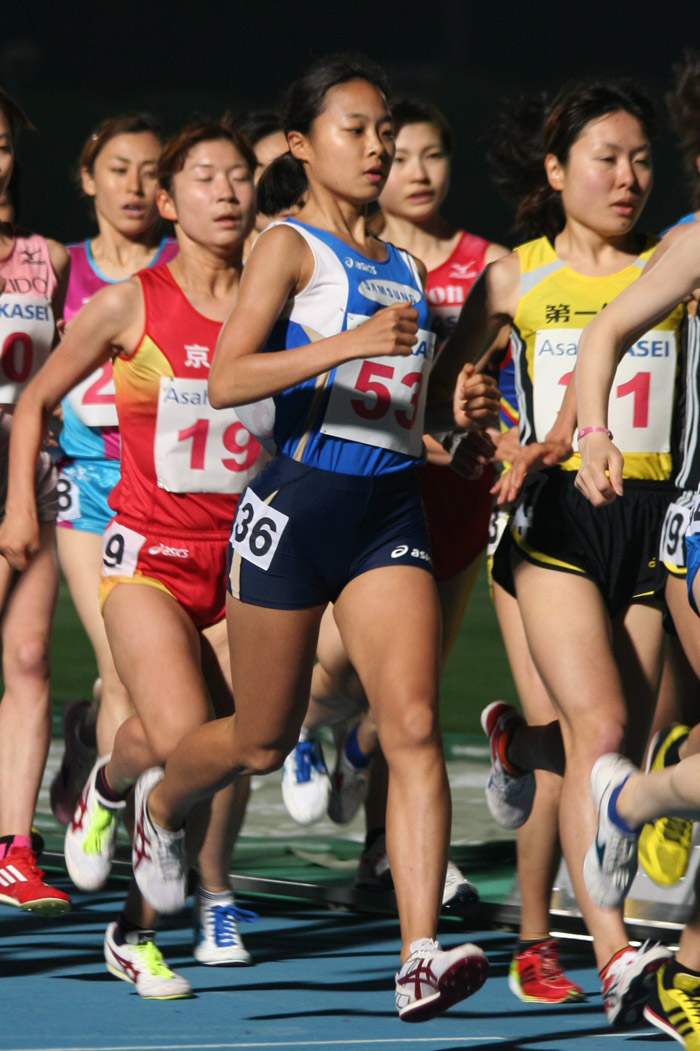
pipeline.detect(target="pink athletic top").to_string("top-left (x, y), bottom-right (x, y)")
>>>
top-left (0, 230), bottom-right (57, 407)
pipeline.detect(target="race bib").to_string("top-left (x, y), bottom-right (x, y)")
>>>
top-left (154, 377), bottom-right (262, 493)
top-left (229, 487), bottom-right (289, 571)
top-left (321, 313), bottom-right (435, 456)
top-left (65, 361), bottom-right (118, 428)
top-left (101, 520), bottom-right (146, 577)
top-left (0, 294), bottom-right (54, 403)
top-left (55, 473), bottom-right (80, 523)
top-left (533, 328), bottom-right (677, 451)
top-left (660, 492), bottom-right (695, 568)
top-left (487, 507), bottom-right (509, 559)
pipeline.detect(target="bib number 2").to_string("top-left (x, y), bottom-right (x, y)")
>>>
top-left (229, 488), bottom-right (288, 571)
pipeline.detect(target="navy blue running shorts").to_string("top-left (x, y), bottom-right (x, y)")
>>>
top-left (227, 455), bottom-right (433, 609)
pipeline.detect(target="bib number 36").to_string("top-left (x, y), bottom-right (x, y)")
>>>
top-left (229, 488), bottom-right (289, 571)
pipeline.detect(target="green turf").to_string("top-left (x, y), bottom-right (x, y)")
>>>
top-left (49, 560), bottom-right (515, 737)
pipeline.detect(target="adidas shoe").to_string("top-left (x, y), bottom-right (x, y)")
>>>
top-left (639, 724), bottom-right (693, 886)
top-left (50, 698), bottom-right (98, 826)
top-left (480, 702), bottom-right (535, 829)
top-left (601, 940), bottom-right (671, 1027)
top-left (395, 937), bottom-right (488, 1022)
top-left (193, 889), bottom-right (257, 965)
top-left (644, 960), bottom-right (700, 1048)
top-left (508, 938), bottom-right (584, 1003)
top-left (281, 734), bottom-right (331, 826)
top-left (583, 753), bottom-right (639, 909)
top-left (0, 846), bottom-right (71, 916)
top-left (104, 921), bottom-right (191, 999)
top-left (132, 767), bottom-right (187, 914)
top-left (328, 724), bottom-right (370, 825)
top-left (441, 860), bottom-right (479, 915)
top-left (65, 756), bottom-right (125, 891)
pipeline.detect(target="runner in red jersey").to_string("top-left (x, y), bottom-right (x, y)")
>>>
top-left (0, 120), bottom-right (265, 996)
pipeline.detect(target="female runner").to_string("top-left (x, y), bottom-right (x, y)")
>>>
top-left (0, 88), bottom-right (71, 914)
top-left (92, 54), bottom-right (496, 1021)
top-left (434, 81), bottom-right (682, 1026)
top-left (570, 220), bottom-right (700, 1050)
top-left (0, 119), bottom-right (264, 995)
top-left (50, 113), bottom-right (179, 825)
top-left (280, 97), bottom-right (506, 919)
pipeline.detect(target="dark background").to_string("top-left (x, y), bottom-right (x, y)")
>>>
top-left (3, 0), bottom-right (699, 247)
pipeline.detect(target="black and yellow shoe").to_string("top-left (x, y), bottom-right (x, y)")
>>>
top-left (644, 961), bottom-right (700, 1049)
top-left (639, 724), bottom-right (693, 886)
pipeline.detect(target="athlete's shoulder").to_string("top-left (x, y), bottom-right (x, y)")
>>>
top-left (512, 236), bottom-right (555, 269)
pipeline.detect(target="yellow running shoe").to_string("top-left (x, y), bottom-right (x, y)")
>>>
top-left (638, 724), bottom-right (692, 886)
top-left (644, 961), bottom-right (700, 1049)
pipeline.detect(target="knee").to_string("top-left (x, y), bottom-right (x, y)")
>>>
top-left (4, 636), bottom-right (51, 687)
top-left (380, 696), bottom-right (440, 757)
top-left (563, 711), bottom-right (625, 763)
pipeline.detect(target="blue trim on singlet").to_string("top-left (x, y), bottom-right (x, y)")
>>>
top-left (82, 234), bottom-right (173, 284)
top-left (268, 219), bottom-right (433, 476)
top-left (660, 212), bottom-right (697, 235)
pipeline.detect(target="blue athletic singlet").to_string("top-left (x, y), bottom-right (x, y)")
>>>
top-left (261, 219), bottom-right (435, 476)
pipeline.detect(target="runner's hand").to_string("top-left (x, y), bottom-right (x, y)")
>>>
top-left (575, 432), bottom-right (624, 506)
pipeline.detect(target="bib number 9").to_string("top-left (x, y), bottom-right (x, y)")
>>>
top-left (101, 521), bottom-right (146, 578)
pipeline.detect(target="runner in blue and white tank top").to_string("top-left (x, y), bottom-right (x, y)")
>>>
top-left (126, 55), bottom-right (498, 1022)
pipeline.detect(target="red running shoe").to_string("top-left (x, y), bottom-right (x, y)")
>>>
top-left (50, 698), bottom-right (97, 825)
top-left (509, 939), bottom-right (585, 1003)
top-left (0, 846), bottom-right (71, 916)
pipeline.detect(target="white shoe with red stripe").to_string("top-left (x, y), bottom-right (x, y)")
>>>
top-left (395, 937), bottom-right (488, 1022)
top-left (132, 767), bottom-right (187, 914)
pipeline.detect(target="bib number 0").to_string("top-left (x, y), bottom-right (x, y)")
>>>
top-left (229, 488), bottom-right (289, 571)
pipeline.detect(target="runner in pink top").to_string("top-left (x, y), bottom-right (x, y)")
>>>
top-left (0, 88), bottom-right (71, 916)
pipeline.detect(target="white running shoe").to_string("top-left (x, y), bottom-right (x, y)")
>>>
top-left (64, 755), bottom-right (125, 891)
top-left (281, 734), bottom-right (331, 826)
top-left (328, 724), bottom-right (370, 825)
top-left (104, 921), bottom-right (192, 999)
top-left (583, 753), bottom-right (640, 909)
top-left (132, 767), bottom-right (187, 914)
top-left (480, 702), bottom-right (535, 829)
top-left (441, 860), bottom-right (479, 915)
top-left (395, 937), bottom-right (489, 1022)
top-left (193, 889), bottom-right (256, 965)
top-left (600, 940), bottom-right (672, 1027)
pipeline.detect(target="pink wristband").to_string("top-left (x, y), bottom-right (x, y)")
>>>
top-left (577, 426), bottom-right (613, 441)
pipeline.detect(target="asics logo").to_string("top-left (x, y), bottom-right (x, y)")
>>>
top-left (148, 544), bottom-right (190, 559)
top-left (391, 544), bottom-right (431, 563)
top-left (0, 863), bottom-right (28, 886)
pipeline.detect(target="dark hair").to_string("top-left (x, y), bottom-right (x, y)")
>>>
top-left (0, 87), bottom-right (32, 144)
top-left (667, 50), bottom-right (700, 210)
top-left (264, 53), bottom-right (390, 213)
top-left (256, 151), bottom-right (307, 217)
top-left (79, 113), bottom-right (164, 176)
top-left (489, 81), bottom-right (656, 240)
top-left (390, 98), bottom-right (453, 155)
top-left (157, 119), bottom-right (257, 193)
top-left (235, 110), bottom-right (283, 149)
